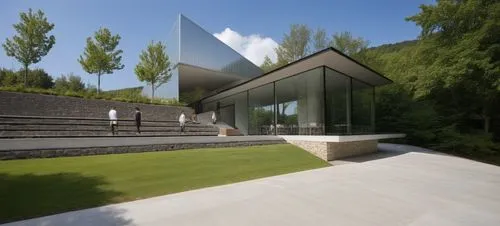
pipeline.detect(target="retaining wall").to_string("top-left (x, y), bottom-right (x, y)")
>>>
top-left (0, 91), bottom-right (192, 121)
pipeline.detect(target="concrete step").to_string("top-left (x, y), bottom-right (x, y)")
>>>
top-left (0, 131), bottom-right (218, 138)
top-left (0, 125), bottom-right (219, 132)
top-left (0, 115), bottom-right (220, 138)
top-left (0, 120), bottom-right (212, 128)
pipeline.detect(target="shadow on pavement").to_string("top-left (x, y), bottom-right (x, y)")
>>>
top-left (334, 143), bottom-right (442, 164)
top-left (0, 173), bottom-right (134, 225)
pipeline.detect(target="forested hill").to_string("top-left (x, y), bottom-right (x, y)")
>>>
top-left (368, 40), bottom-right (418, 54)
top-left (357, 16), bottom-right (499, 165)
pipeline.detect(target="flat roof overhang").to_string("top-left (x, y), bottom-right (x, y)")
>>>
top-left (201, 47), bottom-right (392, 103)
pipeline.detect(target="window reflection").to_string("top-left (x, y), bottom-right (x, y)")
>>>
top-left (248, 84), bottom-right (274, 135)
top-left (275, 68), bottom-right (324, 135)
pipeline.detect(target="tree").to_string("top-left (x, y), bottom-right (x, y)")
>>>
top-left (2, 9), bottom-right (55, 87)
top-left (312, 28), bottom-right (329, 51)
top-left (275, 24), bottom-right (311, 64)
top-left (330, 31), bottom-right (369, 56)
top-left (24, 68), bottom-right (54, 89)
top-left (260, 55), bottom-right (276, 73)
top-left (0, 68), bottom-right (19, 86)
top-left (54, 73), bottom-right (85, 92)
top-left (78, 28), bottom-right (124, 95)
top-left (134, 41), bottom-right (171, 100)
top-left (406, 0), bottom-right (500, 134)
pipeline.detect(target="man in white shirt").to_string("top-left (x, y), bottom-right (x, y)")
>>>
top-left (179, 111), bottom-right (186, 133)
top-left (211, 111), bottom-right (217, 124)
top-left (108, 107), bottom-right (118, 135)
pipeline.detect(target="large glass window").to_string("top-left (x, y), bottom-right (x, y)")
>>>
top-left (275, 68), bottom-right (324, 135)
top-left (248, 84), bottom-right (275, 135)
top-left (352, 79), bottom-right (374, 134)
top-left (325, 68), bottom-right (349, 135)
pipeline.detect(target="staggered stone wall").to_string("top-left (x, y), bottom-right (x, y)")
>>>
top-left (0, 91), bottom-right (193, 121)
top-left (286, 139), bottom-right (378, 161)
top-left (0, 140), bottom-right (286, 160)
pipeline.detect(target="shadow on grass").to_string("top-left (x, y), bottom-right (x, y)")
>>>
top-left (0, 173), bottom-right (134, 225)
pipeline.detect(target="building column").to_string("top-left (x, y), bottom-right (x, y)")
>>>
top-left (346, 78), bottom-right (352, 134)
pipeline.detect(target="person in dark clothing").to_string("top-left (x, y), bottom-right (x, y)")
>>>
top-left (134, 107), bottom-right (142, 134)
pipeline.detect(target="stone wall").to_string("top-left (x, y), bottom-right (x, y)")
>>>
top-left (327, 140), bottom-right (378, 160)
top-left (286, 139), bottom-right (378, 161)
top-left (286, 140), bottom-right (329, 160)
top-left (0, 91), bottom-right (193, 121)
top-left (0, 140), bottom-right (286, 160)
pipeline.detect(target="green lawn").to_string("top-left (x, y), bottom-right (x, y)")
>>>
top-left (0, 144), bottom-right (329, 223)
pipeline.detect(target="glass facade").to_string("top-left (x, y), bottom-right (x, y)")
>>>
top-left (325, 68), bottom-right (349, 135)
top-left (275, 68), bottom-right (324, 135)
top-left (178, 15), bottom-right (262, 78)
top-left (143, 14), bottom-right (263, 100)
top-left (248, 84), bottom-right (275, 135)
top-left (352, 79), bottom-right (375, 134)
top-left (201, 66), bottom-right (376, 136)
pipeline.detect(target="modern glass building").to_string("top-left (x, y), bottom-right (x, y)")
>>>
top-left (142, 14), bottom-right (263, 101)
top-left (145, 14), bottom-right (392, 136)
top-left (199, 48), bottom-right (392, 136)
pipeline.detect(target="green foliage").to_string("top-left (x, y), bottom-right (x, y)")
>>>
top-left (0, 68), bottom-right (20, 86)
top-left (275, 24), bottom-right (311, 63)
top-left (0, 86), bottom-right (183, 106)
top-left (103, 86), bottom-right (143, 98)
top-left (260, 55), bottom-right (277, 73)
top-left (312, 28), bottom-right (329, 51)
top-left (2, 9), bottom-right (56, 87)
top-left (249, 107), bottom-right (274, 134)
top-left (360, 0), bottom-right (500, 162)
top-left (405, 0), bottom-right (500, 134)
top-left (78, 27), bottom-right (124, 95)
top-left (54, 73), bottom-right (85, 92)
top-left (330, 31), bottom-right (369, 56)
top-left (134, 41), bottom-right (171, 100)
top-left (0, 68), bottom-right (53, 89)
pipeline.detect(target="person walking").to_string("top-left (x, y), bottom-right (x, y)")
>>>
top-left (134, 107), bottom-right (142, 135)
top-left (211, 111), bottom-right (217, 124)
top-left (108, 107), bottom-right (118, 135)
top-left (179, 111), bottom-right (186, 133)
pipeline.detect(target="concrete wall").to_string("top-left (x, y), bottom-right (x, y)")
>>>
top-left (0, 91), bottom-right (193, 121)
top-left (286, 138), bottom-right (378, 161)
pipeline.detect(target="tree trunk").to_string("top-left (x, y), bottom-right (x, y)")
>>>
top-left (151, 83), bottom-right (155, 103)
top-left (24, 64), bottom-right (28, 87)
top-left (484, 116), bottom-right (490, 134)
top-left (97, 73), bottom-right (101, 96)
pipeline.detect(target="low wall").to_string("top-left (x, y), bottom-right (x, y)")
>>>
top-left (281, 135), bottom-right (405, 161)
top-left (0, 140), bottom-right (286, 160)
top-left (0, 91), bottom-right (193, 121)
top-left (286, 139), bottom-right (378, 161)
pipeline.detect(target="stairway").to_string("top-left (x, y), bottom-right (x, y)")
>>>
top-left (0, 115), bottom-right (219, 138)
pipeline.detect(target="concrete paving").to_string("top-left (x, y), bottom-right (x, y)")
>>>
top-left (3, 144), bottom-right (500, 226)
top-left (0, 136), bottom-right (283, 151)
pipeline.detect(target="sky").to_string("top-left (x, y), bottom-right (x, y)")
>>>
top-left (0, 0), bottom-right (434, 91)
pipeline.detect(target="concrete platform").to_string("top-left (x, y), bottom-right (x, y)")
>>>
top-left (3, 143), bottom-right (499, 226)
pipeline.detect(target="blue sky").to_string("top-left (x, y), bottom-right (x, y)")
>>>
top-left (0, 0), bottom-right (433, 91)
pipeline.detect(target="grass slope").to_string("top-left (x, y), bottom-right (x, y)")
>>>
top-left (0, 144), bottom-right (328, 223)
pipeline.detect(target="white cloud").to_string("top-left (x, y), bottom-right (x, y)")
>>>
top-left (214, 28), bottom-right (278, 66)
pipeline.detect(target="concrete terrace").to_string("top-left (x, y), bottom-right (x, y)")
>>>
top-left (3, 144), bottom-right (500, 226)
